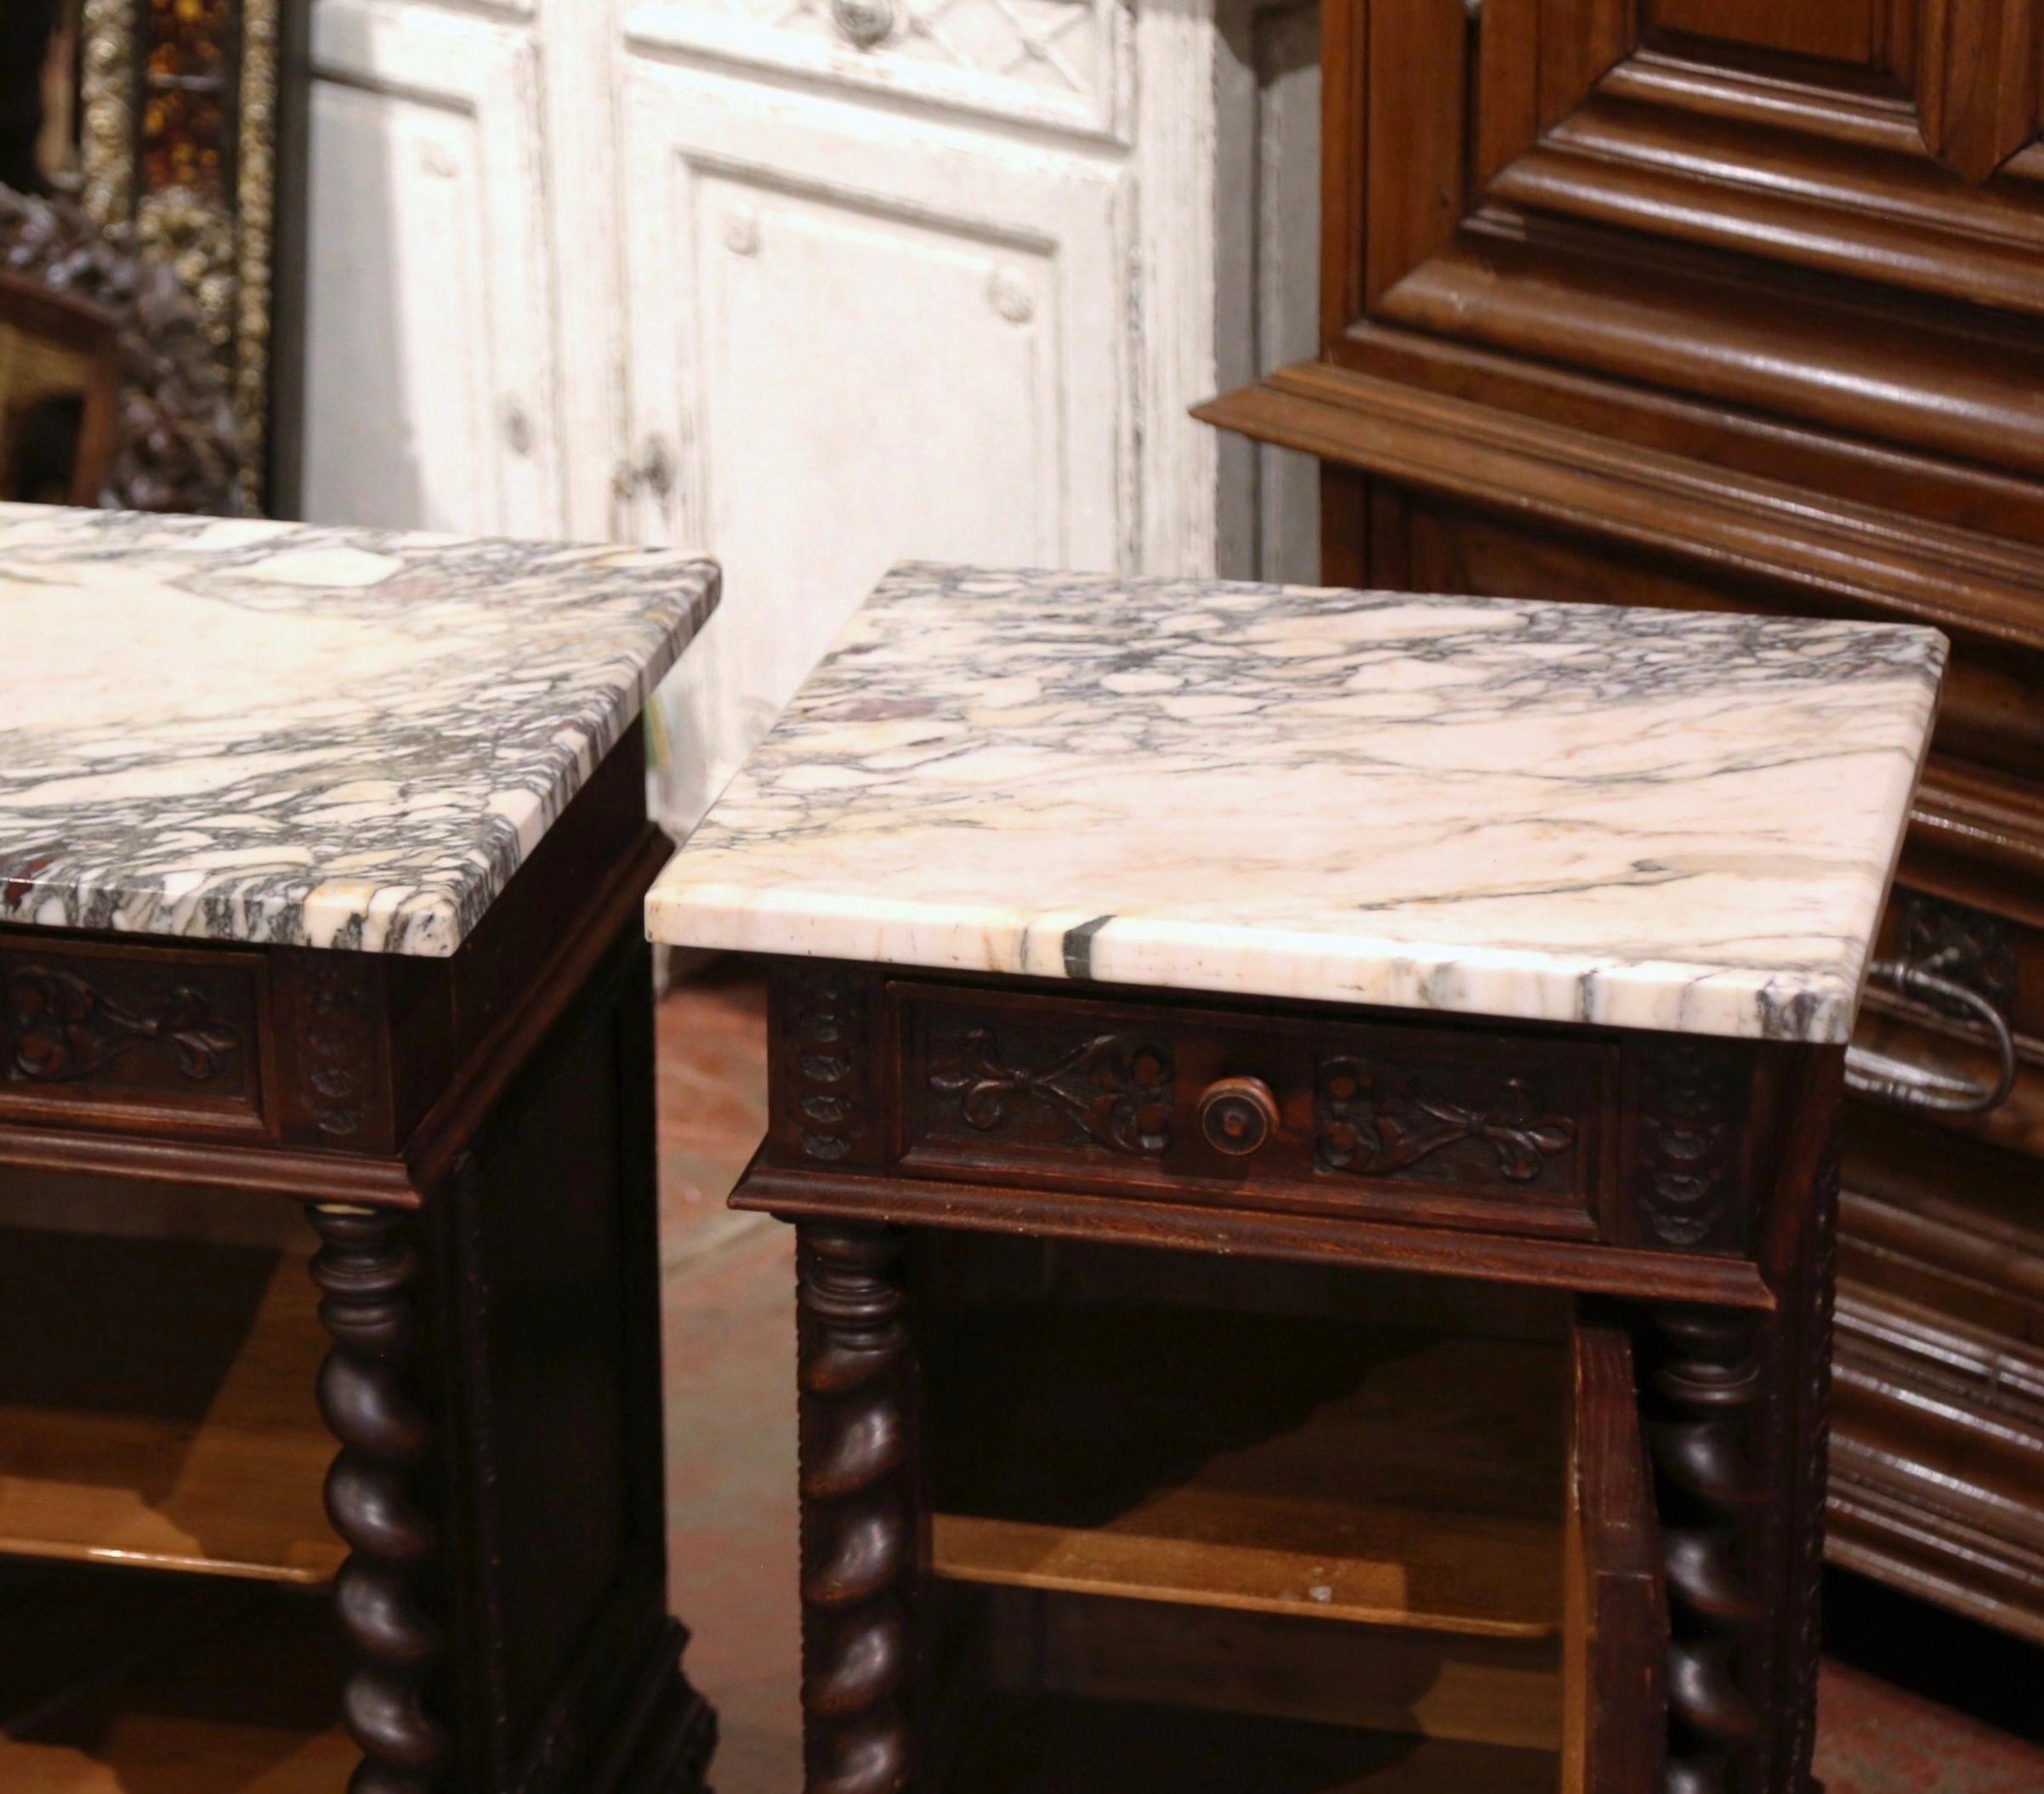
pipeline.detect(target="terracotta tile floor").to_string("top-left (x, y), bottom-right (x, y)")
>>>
top-left (655, 967), bottom-right (2044, 1794)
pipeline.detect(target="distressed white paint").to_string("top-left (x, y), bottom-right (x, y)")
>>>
top-left (300, 0), bottom-right (1280, 834)
top-left (622, 66), bottom-right (1132, 826)
top-left (303, 1), bottom-right (565, 536)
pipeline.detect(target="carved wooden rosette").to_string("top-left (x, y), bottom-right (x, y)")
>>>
top-left (1644, 1305), bottom-right (1764, 1794)
top-left (308, 1203), bottom-right (450, 1794)
top-left (797, 1223), bottom-right (915, 1794)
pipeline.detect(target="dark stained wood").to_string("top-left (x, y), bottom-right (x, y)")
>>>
top-left (738, 1158), bottom-right (1778, 1309)
top-left (740, 951), bottom-right (1842, 1788)
top-left (0, 718), bottom-right (713, 1791)
top-left (795, 1222), bottom-right (916, 1794)
top-left (1563, 1319), bottom-right (1666, 1794)
top-left (1641, 1304), bottom-right (1769, 1791)
top-left (988, 1588), bottom-right (1563, 1751)
top-left (307, 1202), bottom-right (448, 1791)
top-left (894, 977), bottom-right (1611, 1239)
top-left (1197, 0), bottom-right (2044, 1649)
top-left (928, 1307), bottom-right (1568, 1638)
top-left (0, 1564), bottom-right (354, 1793)
top-left (0, 1228), bottom-right (338, 1584)
top-left (948, 1693), bottom-right (1559, 1792)
top-left (0, 936), bottom-right (267, 1134)
top-left (0, 721), bottom-right (659, 1201)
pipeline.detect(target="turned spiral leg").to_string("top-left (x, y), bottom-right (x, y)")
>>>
top-left (308, 1203), bottom-right (450, 1794)
top-left (1646, 1305), bottom-right (1764, 1794)
top-left (797, 1223), bottom-right (914, 1794)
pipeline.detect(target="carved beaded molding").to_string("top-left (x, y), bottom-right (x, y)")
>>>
top-left (1637, 1041), bottom-right (1743, 1250)
top-left (790, 968), bottom-right (870, 1163)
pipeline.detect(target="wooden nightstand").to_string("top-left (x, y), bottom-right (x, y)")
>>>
top-left (0, 505), bottom-right (720, 1793)
top-left (647, 563), bottom-right (1945, 1793)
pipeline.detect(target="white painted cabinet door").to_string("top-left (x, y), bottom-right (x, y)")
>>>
top-left (302, 2), bottom-right (562, 537)
top-left (622, 65), bottom-right (1132, 828)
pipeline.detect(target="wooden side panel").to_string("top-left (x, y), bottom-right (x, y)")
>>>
top-left (1365, 0), bottom-right (1470, 303)
top-left (1564, 1318), bottom-right (1666, 1794)
top-left (434, 926), bottom-right (711, 1791)
top-left (1649, 0), bottom-right (1881, 64)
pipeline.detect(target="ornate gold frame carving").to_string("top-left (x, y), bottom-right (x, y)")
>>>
top-left (77, 0), bottom-right (281, 510)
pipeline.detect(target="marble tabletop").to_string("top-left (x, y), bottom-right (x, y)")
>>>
top-left (1, 504), bottom-right (718, 956)
top-left (647, 565), bottom-right (1945, 1042)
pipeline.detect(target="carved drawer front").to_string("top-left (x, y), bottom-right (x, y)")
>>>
top-left (893, 983), bottom-right (1620, 1240)
top-left (0, 935), bottom-right (266, 1133)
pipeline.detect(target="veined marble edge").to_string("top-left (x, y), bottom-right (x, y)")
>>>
top-left (642, 570), bottom-right (1946, 1045)
top-left (1826, 647), bottom-right (1948, 1036)
top-left (644, 886), bottom-right (1875, 1043)
top-left (3, 513), bottom-right (723, 958)
top-left (162, 632), bottom-right (696, 961)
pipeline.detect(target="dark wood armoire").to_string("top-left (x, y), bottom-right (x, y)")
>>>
top-left (1200, 0), bottom-right (2044, 1645)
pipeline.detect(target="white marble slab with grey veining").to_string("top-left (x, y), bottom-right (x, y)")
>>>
top-left (1, 503), bottom-right (718, 955)
top-left (647, 564), bottom-right (1945, 1042)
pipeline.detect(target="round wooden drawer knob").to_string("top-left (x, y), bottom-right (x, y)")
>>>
top-left (1199, 1076), bottom-right (1280, 1157)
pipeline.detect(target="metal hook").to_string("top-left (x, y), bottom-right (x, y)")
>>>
top-left (1844, 957), bottom-right (2018, 1116)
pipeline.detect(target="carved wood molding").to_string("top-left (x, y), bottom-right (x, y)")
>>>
top-left (1637, 1042), bottom-right (1744, 1252)
top-left (294, 953), bottom-right (380, 1144)
top-left (1201, 362), bottom-right (2044, 895)
top-left (796, 1223), bottom-right (913, 1794)
top-left (1371, 219), bottom-right (2044, 482)
top-left (3, 962), bottom-right (238, 1083)
top-left (928, 1027), bottom-right (1174, 1155)
top-left (786, 968), bottom-right (873, 1165)
top-left (1314, 1053), bottom-right (1575, 1184)
top-left (1199, 360), bottom-right (2044, 653)
top-left (308, 1203), bottom-right (449, 1794)
top-left (1895, 888), bottom-right (2020, 1019)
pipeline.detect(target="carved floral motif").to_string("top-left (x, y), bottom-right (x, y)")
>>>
top-left (929, 1028), bottom-right (1173, 1155)
top-left (3, 963), bottom-right (238, 1083)
top-left (1314, 1055), bottom-right (1575, 1184)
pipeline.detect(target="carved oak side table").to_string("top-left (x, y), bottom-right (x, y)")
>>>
top-left (647, 564), bottom-right (1945, 1794)
top-left (0, 504), bottom-right (719, 1794)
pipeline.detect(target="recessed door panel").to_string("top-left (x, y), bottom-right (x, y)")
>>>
top-left (1648, 0), bottom-right (1883, 65)
top-left (624, 72), bottom-right (1128, 830)
top-left (303, 4), bottom-right (560, 537)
